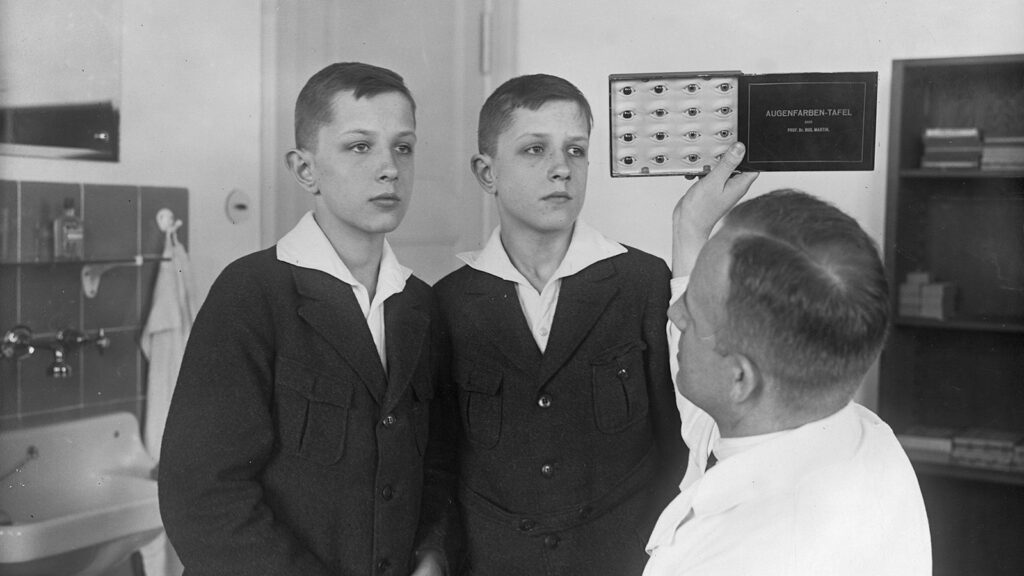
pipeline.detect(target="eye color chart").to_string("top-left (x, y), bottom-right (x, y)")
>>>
top-left (609, 71), bottom-right (878, 177)
top-left (609, 72), bottom-right (741, 177)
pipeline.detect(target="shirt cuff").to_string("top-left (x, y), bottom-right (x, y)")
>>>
top-left (670, 276), bottom-right (690, 305)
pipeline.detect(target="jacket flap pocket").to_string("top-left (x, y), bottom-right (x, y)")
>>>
top-left (590, 340), bottom-right (648, 365)
top-left (276, 357), bottom-right (352, 407)
top-left (454, 359), bottom-right (502, 395)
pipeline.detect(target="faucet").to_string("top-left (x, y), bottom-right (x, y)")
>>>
top-left (1, 325), bottom-right (110, 378)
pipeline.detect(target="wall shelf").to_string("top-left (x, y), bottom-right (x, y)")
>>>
top-left (899, 169), bottom-right (1024, 179)
top-left (894, 316), bottom-right (1024, 334)
top-left (910, 459), bottom-right (1024, 488)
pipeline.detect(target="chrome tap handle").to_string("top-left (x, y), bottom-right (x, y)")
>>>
top-left (95, 328), bottom-right (111, 354)
top-left (1, 325), bottom-right (35, 360)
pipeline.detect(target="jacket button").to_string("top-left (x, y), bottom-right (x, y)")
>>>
top-left (544, 534), bottom-right (560, 549)
top-left (376, 559), bottom-right (390, 573)
top-left (519, 519), bottom-right (536, 532)
top-left (382, 414), bottom-right (397, 427)
top-left (381, 485), bottom-right (394, 500)
top-left (537, 394), bottom-right (552, 408)
top-left (616, 367), bottom-right (629, 379)
top-left (540, 463), bottom-right (554, 478)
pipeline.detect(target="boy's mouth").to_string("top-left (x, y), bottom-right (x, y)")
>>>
top-left (370, 193), bottom-right (402, 206)
top-left (541, 191), bottom-right (572, 202)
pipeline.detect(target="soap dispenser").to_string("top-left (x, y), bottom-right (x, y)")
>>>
top-left (53, 197), bottom-right (85, 260)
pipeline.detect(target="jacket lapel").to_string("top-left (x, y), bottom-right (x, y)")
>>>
top-left (381, 288), bottom-right (429, 411)
top-left (293, 267), bottom-right (387, 405)
top-left (460, 272), bottom-right (542, 373)
top-left (536, 259), bottom-right (619, 387)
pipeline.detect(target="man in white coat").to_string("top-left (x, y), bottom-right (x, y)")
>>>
top-left (643, 143), bottom-right (931, 576)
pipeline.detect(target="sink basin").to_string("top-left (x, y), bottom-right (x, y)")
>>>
top-left (0, 412), bottom-right (162, 576)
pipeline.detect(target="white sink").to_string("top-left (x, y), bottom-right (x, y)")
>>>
top-left (0, 412), bottom-right (163, 576)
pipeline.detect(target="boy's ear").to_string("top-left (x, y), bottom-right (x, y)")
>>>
top-left (285, 148), bottom-right (319, 195)
top-left (470, 153), bottom-right (497, 195)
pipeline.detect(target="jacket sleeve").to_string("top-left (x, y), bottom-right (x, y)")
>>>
top-left (642, 260), bottom-right (688, 521)
top-left (413, 292), bottom-right (463, 574)
top-left (158, 264), bottom-right (333, 576)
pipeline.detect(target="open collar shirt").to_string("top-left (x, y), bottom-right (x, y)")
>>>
top-left (456, 218), bottom-right (626, 352)
top-left (643, 276), bottom-right (931, 576)
top-left (277, 211), bottom-right (411, 372)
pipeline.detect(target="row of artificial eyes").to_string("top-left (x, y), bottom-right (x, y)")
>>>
top-left (618, 106), bottom-right (733, 120)
top-left (619, 152), bottom-right (725, 166)
top-left (619, 129), bottom-right (733, 143)
top-left (618, 82), bottom-right (734, 96)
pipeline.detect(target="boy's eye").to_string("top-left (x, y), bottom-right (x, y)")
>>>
top-left (395, 143), bottom-right (414, 154)
top-left (619, 86), bottom-right (635, 96)
top-left (619, 155), bottom-right (637, 166)
top-left (682, 83), bottom-right (701, 94)
top-left (683, 131), bottom-right (701, 141)
top-left (651, 131), bottom-right (669, 141)
top-left (619, 132), bottom-right (636, 143)
top-left (682, 107), bottom-right (701, 117)
top-left (350, 143), bottom-right (370, 153)
top-left (567, 146), bottom-right (587, 157)
top-left (619, 110), bottom-right (636, 120)
top-left (525, 145), bottom-right (544, 154)
top-left (650, 84), bottom-right (669, 95)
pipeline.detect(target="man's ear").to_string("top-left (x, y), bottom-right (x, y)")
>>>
top-left (285, 148), bottom-right (319, 195)
top-left (726, 352), bottom-right (761, 405)
top-left (470, 153), bottom-right (497, 195)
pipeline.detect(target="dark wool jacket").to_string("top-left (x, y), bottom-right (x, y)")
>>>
top-left (159, 247), bottom-right (456, 576)
top-left (433, 247), bottom-right (687, 576)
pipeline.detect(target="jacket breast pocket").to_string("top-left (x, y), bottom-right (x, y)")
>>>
top-left (591, 341), bottom-right (649, 433)
top-left (455, 359), bottom-right (503, 449)
top-left (274, 357), bottom-right (353, 465)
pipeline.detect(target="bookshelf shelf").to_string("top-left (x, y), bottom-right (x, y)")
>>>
top-left (910, 459), bottom-right (1024, 488)
top-left (899, 169), bottom-right (1024, 179)
top-left (894, 316), bottom-right (1024, 334)
top-left (881, 54), bottom-right (1024, 576)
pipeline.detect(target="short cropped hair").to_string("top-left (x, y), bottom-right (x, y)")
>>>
top-left (294, 62), bottom-right (416, 151)
top-left (717, 190), bottom-right (890, 409)
top-left (477, 74), bottom-right (593, 156)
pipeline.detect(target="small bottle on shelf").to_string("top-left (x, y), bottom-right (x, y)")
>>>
top-left (53, 197), bottom-right (85, 261)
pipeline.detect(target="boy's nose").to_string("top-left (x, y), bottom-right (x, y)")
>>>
top-left (549, 150), bottom-right (571, 180)
top-left (378, 152), bottom-right (399, 181)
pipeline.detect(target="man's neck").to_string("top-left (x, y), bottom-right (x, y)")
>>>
top-left (314, 214), bottom-right (384, 300)
top-left (499, 224), bottom-right (574, 293)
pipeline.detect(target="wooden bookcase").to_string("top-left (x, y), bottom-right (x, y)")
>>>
top-left (880, 54), bottom-right (1024, 576)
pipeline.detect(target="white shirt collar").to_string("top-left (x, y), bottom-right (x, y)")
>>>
top-left (456, 218), bottom-right (626, 287)
top-left (691, 402), bottom-right (861, 517)
top-left (276, 211), bottom-right (412, 295)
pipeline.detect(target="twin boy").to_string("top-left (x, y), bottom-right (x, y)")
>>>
top-left (160, 62), bottom-right (697, 575)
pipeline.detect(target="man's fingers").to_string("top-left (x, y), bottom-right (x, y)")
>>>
top-left (702, 142), bottom-right (747, 186)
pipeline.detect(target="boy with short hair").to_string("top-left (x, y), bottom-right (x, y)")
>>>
top-left (160, 62), bottom-right (452, 576)
top-left (433, 74), bottom-right (686, 575)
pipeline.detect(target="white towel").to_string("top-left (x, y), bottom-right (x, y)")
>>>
top-left (139, 224), bottom-right (195, 576)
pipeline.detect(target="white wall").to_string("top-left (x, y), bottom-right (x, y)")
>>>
top-left (514, 0), bottom-right (1024, 408)
top-left (0, 1), bottom-right (263, 302)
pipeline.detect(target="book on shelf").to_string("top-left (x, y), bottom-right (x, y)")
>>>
top-left (923, 127), bottom-right (982, 145)
top-left (981, 135), bottom-right (1024, 171)
top-left (951, 428), bottom-right (1024, 470)
top-left (898, 425), bottom-right (958, 457)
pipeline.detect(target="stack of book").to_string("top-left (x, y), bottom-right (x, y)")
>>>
top-left (951, 428), bottom-right (1024, 471)
top-left (898, 272), bottom-right (956, 320)
top-left (898, 425), bottom-right (957, 464)
top-left (981, 136), bottom-right (1024, 171)
top-left (920, 127), bottom-right (982, 170)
